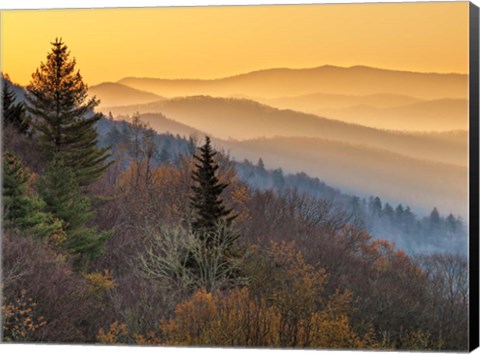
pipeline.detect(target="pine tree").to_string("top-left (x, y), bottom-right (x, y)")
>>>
top-left (272, 168), bottom-right (285, 188)
top-left (403, 206), bottom-right (416, 234)
top-left (369, 196), bottom-right (382, 217)
top-left (257, 158), bottom-right (265, 170)
top-left (429, 207), bottom-right (441, 227)
top-left (190, 136), bottom-right (235, 243)
top-left (446, 213), bottom-right (458, 233)
top-left (395, 204), bottom-right (405, 222)
top-left (2, 151), bottom-right (60, 238)
top-left (26, 38), bottom-right (111, 186)
top-left (187, 136), bottom-right (197, 156)
top-left (383, 203), bottom-right (394, 220)
top-left (37, 156), bottom-right (110, 267)
top-left (2, 78), bottom-right (30, 135)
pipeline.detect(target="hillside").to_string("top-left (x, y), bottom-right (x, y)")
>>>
top-left (259, 94), bottom-right (468, 131)
top-left (223, 136), bottom-right (468, 217)
top-left (412, 130), bottom-right (468, 144)
top-left (98, 111), bottom-right (468, 217)
top-left (118, 65), bottom-right (468, 100)
top-left (261, 92), bottom-right (422, 110)
top-left (96, 116), bottom-right (468, 232)
top-left (89, 82), bottom-right (163, 108)
top-left (117, 112), bottom-right (205, 138)
top-left (101, 96), bottom-right (468, 166)
top-left (4, 78), bottom-right (26, 103)
top-left (315, 98), bottom-right (468, 131)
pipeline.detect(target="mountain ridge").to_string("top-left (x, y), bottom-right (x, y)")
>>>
top-left (100, 95), bottom-right (467, 166)
top-left (118, 64), bottom-right (467, 82)
top-left (89, 82), bottom-right (164, 107)
top-left (223, 135), bottom-right (467, 217)
top-left (117, 65), bottom-right (467, 100)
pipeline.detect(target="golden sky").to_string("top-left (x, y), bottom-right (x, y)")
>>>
top-left (1, 2), bottom-right (469, 86)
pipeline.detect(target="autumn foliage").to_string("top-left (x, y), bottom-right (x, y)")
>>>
top-left (2, 290), bottom-right (47, 342)
top-left (1, 42), bottom-right (469, 350)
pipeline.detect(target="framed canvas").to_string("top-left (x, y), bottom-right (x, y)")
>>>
top-left (1, 0), bottom-right (479, 352)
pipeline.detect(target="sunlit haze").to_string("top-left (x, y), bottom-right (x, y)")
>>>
top-left (1, 2), bottom-right (469, 86)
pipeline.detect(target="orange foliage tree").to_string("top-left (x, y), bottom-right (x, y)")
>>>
top-left (2, 290), bottom-right (47, 342)
top-left (99, 241), bottom-right (379, 348)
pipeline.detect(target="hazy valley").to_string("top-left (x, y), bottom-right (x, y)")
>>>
top-left (87, 66), bottom-right (470, 219)
top-left (258, 95), bottom-right (468, 131)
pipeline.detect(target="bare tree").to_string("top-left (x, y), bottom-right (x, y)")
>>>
top-left (135, 222), bottom-right (246, 292)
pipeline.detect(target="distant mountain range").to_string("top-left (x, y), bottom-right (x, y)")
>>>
top-left (258, 92), bottom-right (423, 110)
top-left (96, 117), bottom-right (467, 255)
top-left (86, 65), bottom-right (469, 132)
top-left (100, 96), bottom-right (467, 167)
top-left (256, 95), bottom-right (468, 131)
top-left (4, 64), bottom-right (468, 218)
top-left (223, 136), bottom-right (467, 217)
top-left (112, 109), bottom-right (467, 217)
top-left (117, 65), bottom-right (467, 100)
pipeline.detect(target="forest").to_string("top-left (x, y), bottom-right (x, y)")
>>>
top-left (96, 115), bottom-right (467, 255)
top-left (1, 39), bottom-right (469, 350)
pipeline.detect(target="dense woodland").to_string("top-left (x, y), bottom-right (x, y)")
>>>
top-left (1, 39), bottom-right (469, 350)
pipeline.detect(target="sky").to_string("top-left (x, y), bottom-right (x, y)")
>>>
top-left (1, 1), bottom-right (470, 86)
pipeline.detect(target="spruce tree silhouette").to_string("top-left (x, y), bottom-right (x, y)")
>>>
top-left (190, 136), bottom-right (235, 245)
top-left (2, 79), bottom-right (30, 135)
top-left (26, 38), bottom-right (111, 186)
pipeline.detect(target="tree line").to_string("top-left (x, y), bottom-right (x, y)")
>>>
top-left (236, 159), bottom-right (467, 255)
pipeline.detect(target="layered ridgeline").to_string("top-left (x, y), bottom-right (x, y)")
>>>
top-left (100, 96), bottom-right (467, 165)
top-left (96, 116), bottom-right (467, 255)
top-left (257, 95), bottom-right (468, 131)
top-left (89, 82), bottom-right (164, 108)
top-left (97, 96), bottom-right (468, 218)
top-left (115, 65), bottom-right (467, 100)
top-left (94, 65), bottom-right (468, 131)
top-left (92, 66), bottom-right (468, 131)
top-left (7, 72), bottom-right (468, 251)
top-left (14, 63), bottom-right (471, 220)
top-left (225, 136), bottom-right (466, 218)
top-left (92, 65), bottom-right (468, 219)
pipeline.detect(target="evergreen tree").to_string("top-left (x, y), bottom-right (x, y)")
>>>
top-left (403, 206), bottom-right (416, 234)
top-left (272, 168), bottom-right (285, 189)
top-left (187, 136), bottom-right (197, 156)
top-left (37, 156), bottom-right (110, 267)
top-left (429, 207), bottom-right (441, 227)
top-left (2, 151), bottom-right (60, 238)
top-left (383, 203), bottom-right (394, 220)
top-left (404, 206), bottom-right (415, 221)
top-left (395, 204), bottom-right (405, 222)
top-left (350, 196), bottom-right (362, 213)
top-left (257, 157), bottom-right (265, 170)
top-left (190, 136), bottom-right (235, 243)
top-left (2, 78), bottom-right (30, 135)
top-left (446, 213), bottom-right (458, 233)
top-left (369, 196), bottom-right (382, 217)
top-left (25, 38), bottom-right (111, 186)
